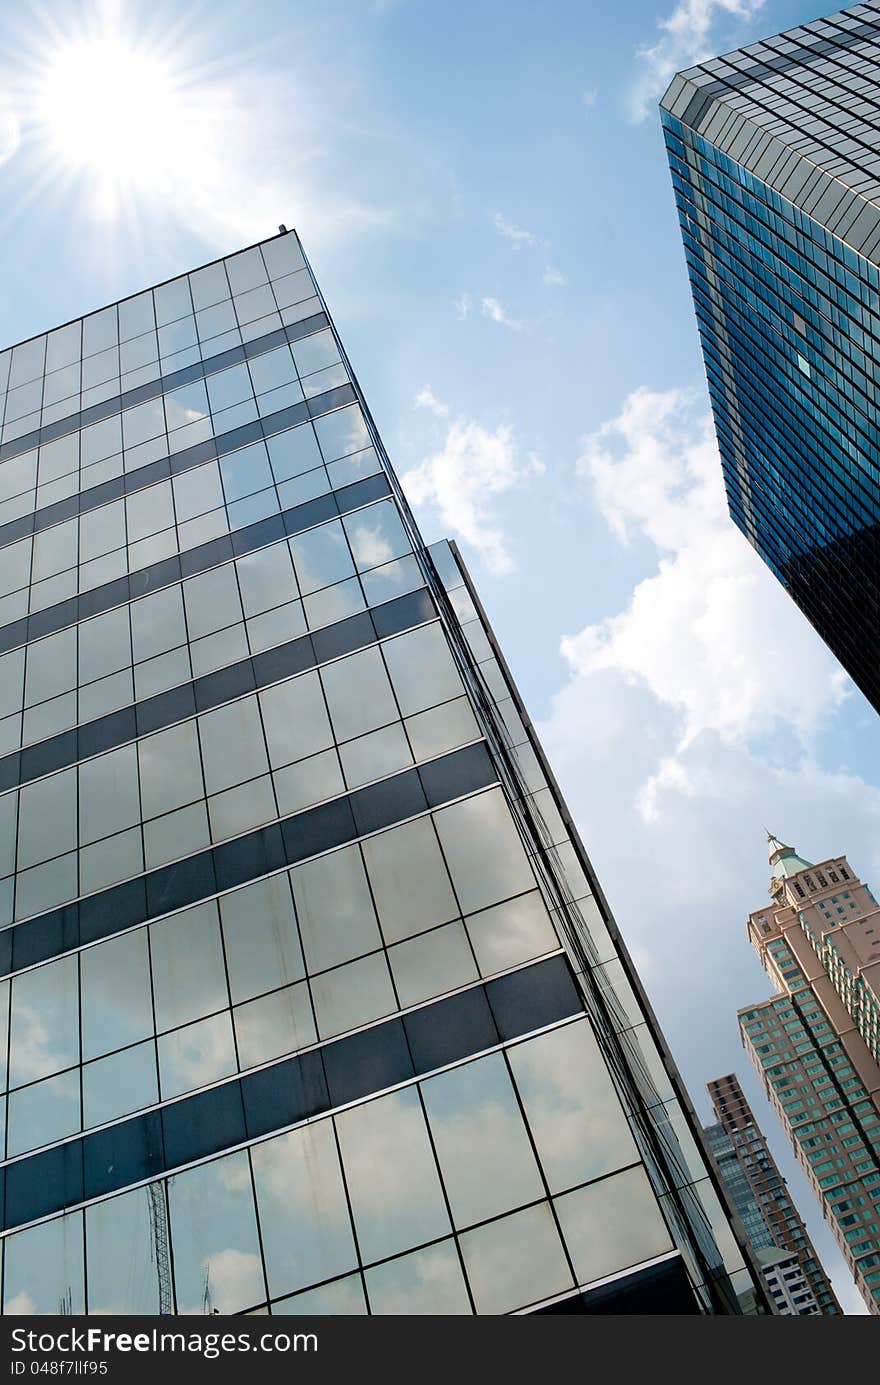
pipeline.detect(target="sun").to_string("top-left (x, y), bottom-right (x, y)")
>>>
top-left (39, 36), bottom-right (182, 184)
top-left (26, 8), bottom-right (210, 224)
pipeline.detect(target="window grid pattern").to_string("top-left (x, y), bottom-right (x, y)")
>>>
top-left (0, 232), bottom-right (766, 1316)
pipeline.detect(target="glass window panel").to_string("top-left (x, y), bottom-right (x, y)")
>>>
top-left (320, 646), bottom-right (397, 742)
top-left (0, 980), bottom-right (9, 1088)
top-left (139, 720), bottom-right (205, 819)
top-left (86, 1186), bottom-right (161, 1314)
top-left (433, 788), bottom-right (535, 915)
top-left (226, 248), bottom-right (268, 294)
top-left (0, 537), bottom-right (32, 598)
top-left (158, 1011), bottom-right (237, 1098)
top-left (24, 626), bottom-right (76, 706)
top-left (365, 1240), bottom-right (470, 1315)
top-left (234, 982), bottom-right (315, 1067)
top-left (169, 1150), bottom-right (264, 1314)
top-left (219, 441), bottom-right (273, 503)
top-left (303, 575), bottom-right (364, 629)
top-left (3, 1213), bottom-right (85, 1315)
top-left (78, 743), bottom-right (140, 844)
top-left (234, 285), bottom-right (277, 326)
top-left (122, 399), bottom-right (165, 451)
top-left (118, 291), bottom-right (155, 341)
top-left (362, 817), bottom-right (459, 944)
top-left (266, 423), bottom-right (323, 481)
top-left (37, 434), bottom-right (78, 487)
top-left (382, 624), bottom-right (464, 717)
top-left (18, 767), bottom-right (77, 870)
top-left (9, 335), bottom-right (46, 387)
top-left (273, 747), bottom-right (344, 815)
top-left (190, 262), bottom-right (230, 312)
top-left (261, 237), bottom-right (306, 279)
top-left (259, 671), bottom-right (333, 769)
top-left (272, 1273), bottom-right (366, 1316)
top-left (198, 695), bottom-right (269, 794)
top-left (219, 873), bottom-right (304, 1003)
top-left (421, 1051), bottom-right (543, 1227)
top-left (289, 520), bottom-right (355, 595)
top-left (405, 696), bottom-right (480, 763)
top-left (314, 405), bottom-right (370, 462)
top-left (311, 951), bottom-right (396, 1038)
top-left (465, 891), bottom-right (559, 974)
top-left (236, 542), bottom-right (299, 617)
top-left (32, 517), bottom-right (77, 582)
top-left (207, 364), bottom-right (252, 413)
top-left (249, 346), bottom-right (297, 395)
top-left (336, 1086), bottom-right (450, 1263)
top-left (191, 623), bottom-right (248, 679)
top-left (46, 321), bottom-right (81, 371)
top-left (131, 585), bottom-right (188, 664)
top-left (0, 450), bottom-right (37, 503)
top-left (150, 900), bottom-right (228, 1031)
top-left (9, 953), bottom-right (79, 1087)
top-left (7, 1067), bottom-right (80, 1155)
top-left (554, 1166), bottom-right (673, 1286)
top-left (173, 459), bottom-right (225, 521)
top-left (339, 723), bottom-right (412, 789)
top-left (251, 1121), bottom-right (357, 1300)
top-left (154, 276), bottom-right (193, 326)
top-left (144, 800), bottom-right (210, 869)
top-left (0, 793), bottom-right (13, 882)
top-left (196, 300), bottom-right (238, 342)
top-left (82, 1041), bottom-right (158, 1128)
top-left (359, 552), bottom-right (421, 605)
top-left (78, 605), bottom-right (131, 684)
top-left (164, 380), bottom-right (209, 433)
top-left (389, 921), bottom-right (478, 1007)
top-left (0, 648), bottom-right (24, 719)
top-left (460, 1202), bottom-right (572, 1314)
top-left (80, 415), bottom-right (121, 468)
top-left (14, 852), bottom-right (78, 920)
top-left (509, 1019), bottom-right (638, 1194)
top-left (126, 480), bottom-right (175, 543)
top-left (80, 929), bottom-right (153, 1061)
top-left (342, 502), bottom-right (411, 573)
top-left (290, 845), bottom-right (383, 973)
top-left (208, 773), bottom-right (276, 840)
top-left (183, 564), bottom-right (243, 640)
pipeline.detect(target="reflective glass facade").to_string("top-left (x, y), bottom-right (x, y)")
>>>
top-left (704, 1074), bottom-right (838, 1313)
top-left (661, 4), bottom-right (880, 714)
top-left (0, 232), bottom-right (768, 1315)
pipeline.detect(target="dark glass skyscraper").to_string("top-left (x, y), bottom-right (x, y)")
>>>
top-left (660, 3), bottom-right (880, 713)
top-left (704, 1073), bottom-right (840, 1313)
top-left (0, 231), bottom-right (768, 1315)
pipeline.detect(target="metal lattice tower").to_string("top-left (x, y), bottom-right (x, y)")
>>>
top-left (147, 1182), bottom-right (173, 1315)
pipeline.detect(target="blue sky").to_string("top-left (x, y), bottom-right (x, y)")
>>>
top-left (2, 0), bottom-right (879, 1311)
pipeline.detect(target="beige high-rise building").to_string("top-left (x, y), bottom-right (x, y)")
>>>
top-left (739, 835), bottom-right (880, 1313)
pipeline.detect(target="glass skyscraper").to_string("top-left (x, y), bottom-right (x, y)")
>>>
top-left (660, 2), bottom-right (880, 714)
top-left (0, 231), bottom-right (767, 1315)
top-left (704, 1073), bottom-right (839, 1313)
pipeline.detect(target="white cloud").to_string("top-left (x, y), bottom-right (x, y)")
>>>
top-left (569, 385), bottom-right (849, 750)
top-left (630, 0), bottom-right (766, 122)
top-left (536, 385), bottom-right (880, 1311)
top-left (415, 385), bottom-right (449, 417)
top-left (455, 292), bottom-right (472, 320)
top-left (543, 265), bottom-right (565, 286)
top-left (403, 390), bottom-right (541, 574)
top-left (481, 295), bottom-right (520, 329)
top-left (494, 212), bottom-right (541, 249)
